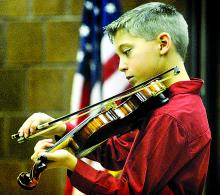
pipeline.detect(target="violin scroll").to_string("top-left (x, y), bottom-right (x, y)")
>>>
top-left (17, 156), bottom-right (47, 190)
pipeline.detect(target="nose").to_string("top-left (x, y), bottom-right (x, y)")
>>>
top-left (118, 59), bottom-right (128, 72)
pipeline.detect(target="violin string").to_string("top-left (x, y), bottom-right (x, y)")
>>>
top-left (38, 66), bottom-right (179, 128)
top-left (159, 74), bottom-right (176, 83)
top-left (12, 66), bottom-right (180, 142)
top-left (25, 105), bottom-right (105, 140)
top-left (32, 75), bottom-right (177, 138)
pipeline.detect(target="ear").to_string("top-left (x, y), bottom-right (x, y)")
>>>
top-left (157, 32), bottom-right (171, 55)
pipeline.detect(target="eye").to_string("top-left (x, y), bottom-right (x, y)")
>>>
top-left (123, 48), bottom-right (132, 56)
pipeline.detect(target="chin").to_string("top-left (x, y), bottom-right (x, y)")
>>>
top-left (129, 81), bottom-right (136, 86)
top-left (133, 81), bottom-right (142, 86)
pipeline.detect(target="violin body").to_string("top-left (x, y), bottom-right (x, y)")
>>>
top-left (73, 82), bottom-right (169, 158)
top-left (17, 79), bottom-right (169, 190)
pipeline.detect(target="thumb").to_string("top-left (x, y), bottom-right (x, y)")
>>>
top-left (39, 152), bottom-right (54, 162)
top-left (41, 150), bottom-right (66, 161)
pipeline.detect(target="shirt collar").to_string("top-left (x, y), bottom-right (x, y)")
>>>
top-left (168, 78), bottom-right (204, 97)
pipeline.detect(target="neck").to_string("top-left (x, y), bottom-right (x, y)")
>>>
top-left (162, 63), bottom-right (190, 88)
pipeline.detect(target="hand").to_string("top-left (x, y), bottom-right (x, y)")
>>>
top-left (18, 112), bottom-right (66, 138)
top-left (31, 139), bottom-right (77, 171)
top-left (31, 138), bottom-right (55, 161)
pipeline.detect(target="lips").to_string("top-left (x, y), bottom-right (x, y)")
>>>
top-left (126, 76), bottom-right (133, 80)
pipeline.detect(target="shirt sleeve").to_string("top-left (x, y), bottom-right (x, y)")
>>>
top-left (65, 120), bottom-right (136, 170)
top-left (67, 159), bottom-right (130, 195)
top-left (87, 130), bottom-right (137, 170)
top-left (65, 122), bottom-right (76, 132)
top-left (54, 122), bottom-right (76, 141)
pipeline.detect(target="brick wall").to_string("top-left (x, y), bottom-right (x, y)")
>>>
top-left (0, 0), bottom-right (186, 194)
top-left (0, 0), bottom-right (82, 194)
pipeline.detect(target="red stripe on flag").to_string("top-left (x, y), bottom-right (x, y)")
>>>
top-left (102, 54), bottom-right (119, 80)
top-left (64, 177), bottom-right (73, 195)
top-left (78, 80), bottom-right (90, 123)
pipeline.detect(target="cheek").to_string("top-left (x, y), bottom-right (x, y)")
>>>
top-left (132, 51), bottom-right (148, 66)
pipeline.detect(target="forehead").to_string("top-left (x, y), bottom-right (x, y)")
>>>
top-left (114, 29), bottom-right (134, 44)
top-left (114, 29), bottom-right (141, 50)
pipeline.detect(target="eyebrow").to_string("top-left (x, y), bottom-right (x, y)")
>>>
top-left (116, 43), bottom-right (132, 53)
top-left (119, 43), bottom-right (132, 49)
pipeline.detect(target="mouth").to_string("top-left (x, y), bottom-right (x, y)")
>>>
top-left (126, 76), bottom-right (133, 81)
top-left (126, 76), bottom-right (135, 85)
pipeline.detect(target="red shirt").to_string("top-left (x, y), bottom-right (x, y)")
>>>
top-left (66, 79), bottom-right (211, 195)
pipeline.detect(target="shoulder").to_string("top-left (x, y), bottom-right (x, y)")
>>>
top-left (155, 92), bottom-right (205, 118)
top-left (150, 93), bottom-right (210, 143)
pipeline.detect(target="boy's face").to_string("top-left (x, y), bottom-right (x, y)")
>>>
top-left (114, 29), bottom-right (162, 86)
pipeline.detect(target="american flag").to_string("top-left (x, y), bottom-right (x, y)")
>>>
top-left (66, 0), bottom-right (128, 194)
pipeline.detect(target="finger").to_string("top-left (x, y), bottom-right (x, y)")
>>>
top-left (26, 113), bottom-right (44, 136)
top-left (31, 140), bottom-right (53, 162)
top-left (29, 119), bottom-right (41, 135)
top-left (43, 160), bottom-right (58, 170)
top-left (18, 113), bottom-right (42, 137)
top-left (18, 119), bottom-right (33, 138)
top-left (18, 113), bottom-right (41, 137)
top-left (31, 149), bottom-right (46, 162)
top-left (34, 139), bottom-right (54, 152)
top-left (41, 150), bottom-right (77, 170)
top-left (42, 150), bottom-right (68, 162)
top-left (40, 152), bottom-right (64, 169)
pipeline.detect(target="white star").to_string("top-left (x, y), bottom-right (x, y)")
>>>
top-left (85, 43), bottom-right (92, 51)
top-left (90, 62), bottom-right (96, 71)
top-left (79, 24), bottom-right (90, 37)
top-left (105, 3), bottom-right (116, 14)
top-left (76, 50), bottom-right (85, 63)
top-left (94, 25), bottom-right (98, 32)
top-left (85, 1), bottom-right (93, 10)
top-left (94, 6), bottom-right (100, 16)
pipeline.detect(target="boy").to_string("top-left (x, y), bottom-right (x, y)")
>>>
top-left (18, 2), bottom-right (211, 194)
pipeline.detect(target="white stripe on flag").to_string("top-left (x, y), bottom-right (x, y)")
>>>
top-left (90, 81), bottom-right (102, 105)
top-left (70, 73), bottom-right (85, 112)
top-left (103, 71), bottom-right (128, 99)
top-left (101, 34), bottom-right (115, 64)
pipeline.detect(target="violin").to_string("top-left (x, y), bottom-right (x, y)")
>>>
top-left (12, 66), bottom-right (180, 190)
